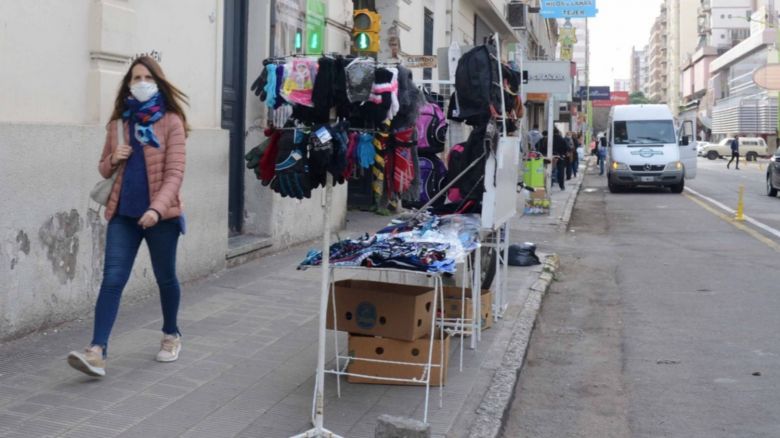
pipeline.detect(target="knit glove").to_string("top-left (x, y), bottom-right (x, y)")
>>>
top-left (272, 131), bottom-right (311, 199)
top-left (258, 128), bottom-right (281, 186)
top-left (307, 126), bottom-right (333, 189)
top-left (357, 132), bottom-right (376, 169)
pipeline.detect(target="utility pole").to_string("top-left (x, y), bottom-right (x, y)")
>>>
top-left (585, 17), bottom-right (591, 149)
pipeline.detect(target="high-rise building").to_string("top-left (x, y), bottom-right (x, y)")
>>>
top-left (613, 79), bottom-right (631, 92)
top-left (697, 0), bottom-right (751, 49)
top-left (666, 0), bottom-right (700, 114)
top-left (647, 3), bottom-right (668, 103)
top-left (630, 46), bottom-right (649, 94)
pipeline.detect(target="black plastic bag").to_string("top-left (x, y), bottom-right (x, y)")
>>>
top-left (508, 243), bottom-right (541, 267)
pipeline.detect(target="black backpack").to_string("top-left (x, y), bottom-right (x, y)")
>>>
top-left (454, 45), bottom-right (501, 125)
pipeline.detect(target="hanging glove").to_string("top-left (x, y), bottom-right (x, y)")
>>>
top-left (259, 127), bottom-right (281, 186)
top-left (328, 125), bottom-right (349, 184)
top-left (272, 131), bottom-right (311, 199)
top-left (244, 139), bottom-right (268, 180)
top-left (343, 131), bottom-right (359, 180)
top-left (264, 64), bottom-right (278, 108)
top-left (357, 132), bottom-right (376, 169)
top-left (307, 126), bottom-right (333, 189)
top-left (250, 64), bottom-right (269, 100)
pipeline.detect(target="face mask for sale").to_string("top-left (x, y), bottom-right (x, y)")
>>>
top-left (130, 81), bottom-right (159, 102)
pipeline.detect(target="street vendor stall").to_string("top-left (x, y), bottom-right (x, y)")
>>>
top-left (245, 32), bottom-right (522, 437)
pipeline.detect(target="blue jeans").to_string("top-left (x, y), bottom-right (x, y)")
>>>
top-left (92, 215), bottom-right (181, 356)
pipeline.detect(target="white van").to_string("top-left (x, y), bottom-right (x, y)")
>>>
top-left (606, 104), bottom-right (697, 193)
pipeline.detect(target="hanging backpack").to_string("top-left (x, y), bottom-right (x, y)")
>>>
top-left (417, 155), bottom-right (447, 206)
top-left (416, 102), bottom-right (448, 155)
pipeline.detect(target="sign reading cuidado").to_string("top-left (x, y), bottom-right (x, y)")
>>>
top-left (541, 0), bottom-right (598, 18)
top-left (403, 55), bottom-right (437, 68)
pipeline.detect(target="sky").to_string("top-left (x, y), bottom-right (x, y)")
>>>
top-left (587, 0), bottom-right (665, 86)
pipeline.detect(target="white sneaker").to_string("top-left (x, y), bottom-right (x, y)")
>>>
top-left (67, 345), bottom-right (106, 377)
top-left (156, 334), bottom-right (181, 362)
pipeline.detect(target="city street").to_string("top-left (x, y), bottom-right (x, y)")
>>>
top-left (503, 161), bottom-right (780, 437)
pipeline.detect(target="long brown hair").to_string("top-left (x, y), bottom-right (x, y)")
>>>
top-left (109, 56), bottom-right (191, 136)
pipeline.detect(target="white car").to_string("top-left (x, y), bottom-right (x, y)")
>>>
top-left (698, 137), bottom-right (768, 161)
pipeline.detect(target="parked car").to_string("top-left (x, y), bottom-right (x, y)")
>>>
top-left (767, 149), bottom-right (780, 197)
top-left (698, 137), bottom-right (768, 161)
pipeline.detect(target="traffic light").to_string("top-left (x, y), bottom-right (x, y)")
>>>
top-left (352, 9), bottom-right (380, 53)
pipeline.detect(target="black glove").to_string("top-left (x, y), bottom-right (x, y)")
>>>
top-left (272, 131), bottom-right (311, 199)
top-left (250, 65), bottom-right (269, 100)
top-left (307, 126), bottom-right (334, 189)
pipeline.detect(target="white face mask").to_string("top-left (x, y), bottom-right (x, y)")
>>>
top-left (130, 81), bottom-right (158, 102)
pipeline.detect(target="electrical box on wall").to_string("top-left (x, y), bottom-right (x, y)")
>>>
top-left (507, 2), bottom-right (528, 29)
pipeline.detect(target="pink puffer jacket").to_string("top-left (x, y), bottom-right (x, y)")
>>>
top-left (98, 113), bottom-right (186, 221)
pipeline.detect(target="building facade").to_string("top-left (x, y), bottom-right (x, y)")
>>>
top-left (647, 4), bottom-right (669, 103)
top-left (0, 0), bottom-right (353, 339)
top-left (630, 46), bottom-right (649, 94)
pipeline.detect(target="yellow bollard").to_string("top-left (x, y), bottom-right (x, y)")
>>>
top-left (735, 185), bottom-right (745, 222)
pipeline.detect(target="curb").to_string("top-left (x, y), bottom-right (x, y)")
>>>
top-left (467, 254), bottom-right (560, 438)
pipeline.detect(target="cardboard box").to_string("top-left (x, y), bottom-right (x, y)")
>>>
top-left (530, 187), bottom-right (547, 200)
top-left (346, 333), bottom-right (450, 386)
top-left (327, 280), bottom-right (434, 341)
top-left (442, 287), bottom-right (493, 331)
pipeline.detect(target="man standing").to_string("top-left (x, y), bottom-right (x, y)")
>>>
top-left (727, 134), bottom-right (740, 170)
top-left (528, 124), bottom-right (543, 152)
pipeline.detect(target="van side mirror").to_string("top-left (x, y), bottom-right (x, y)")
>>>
top-left (680, 135), bottom-right (690, 146)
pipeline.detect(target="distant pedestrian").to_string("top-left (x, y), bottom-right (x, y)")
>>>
top-left (528, 124), bottom-right (543, 152)
top-left (67, 56), bottom-right (190, 377)
top-left (597, 136), bottom-right (608, 175)
top-left (550, 129), bottom-right (569, 190)
top-left (727, 134), bottom-right (740, 170)
top-left (570, 133), bottom-right (581, 177)
top-left (564, 132), bottom-right (574, 180)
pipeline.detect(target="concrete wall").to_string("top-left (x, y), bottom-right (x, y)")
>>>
top-left (0, 123), bottom-right (228, 339)
top-left (0, 0), bottom-right (230, 339)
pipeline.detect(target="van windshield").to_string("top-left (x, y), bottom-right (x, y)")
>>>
top-left (613, 120), bottom-right (676, 145)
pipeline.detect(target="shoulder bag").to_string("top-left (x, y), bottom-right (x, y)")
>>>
top-left (90, 120), bottom-right (124, 206)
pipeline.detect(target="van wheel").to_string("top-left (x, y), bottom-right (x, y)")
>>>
top-left (608, 179), bottom-right (620, 193)
top-left (671, 180), bottom-right (685, 194)
top-left (706, 151), bottom-right (719, 160)
top-left (768, 176), bottom-right (778, 197)
top-left (746, 152), bottom-right (758, 162)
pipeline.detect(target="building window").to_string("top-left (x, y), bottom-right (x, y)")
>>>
top-left (424, 8), bottom-right (434, 81)
top-left (474, 14), bottom-right (492, 46)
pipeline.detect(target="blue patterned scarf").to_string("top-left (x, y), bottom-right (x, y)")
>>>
top-left (118, 93), bottom-right (166, 218)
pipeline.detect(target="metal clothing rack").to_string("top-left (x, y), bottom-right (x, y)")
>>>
top-left (290, 33), bottom-right (518, 436)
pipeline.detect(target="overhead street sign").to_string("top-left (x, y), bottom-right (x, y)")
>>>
top-left (540, 0), bottom-right (598, 18)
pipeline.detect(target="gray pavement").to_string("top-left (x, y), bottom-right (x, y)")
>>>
top-left (0, 163), bottom-right (585, 438)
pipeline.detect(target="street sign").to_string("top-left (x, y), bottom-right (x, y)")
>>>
top-left (524, 61), bottom-right (573, 95)
top-left (403, 55), bottom-right (437, 68)
top-left (577, 86), bottom-right (610, 100)
top-left (540, 0), bottom-right (598, 18)
top-left (753, 63), bottom-right (780, 90)
top-left (592, 91), bottom-right (629, 107)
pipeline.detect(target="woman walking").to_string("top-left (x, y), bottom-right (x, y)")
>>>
top-left (68, 56), bottom-right (189, 377)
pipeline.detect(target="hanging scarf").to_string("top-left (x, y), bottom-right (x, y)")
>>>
top-left (118, 93), bottom-right (165, 218)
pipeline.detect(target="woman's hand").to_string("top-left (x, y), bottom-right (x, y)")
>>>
top-left (138, 210), bottom-right (160, 229)
top-left (111, 144), bottom-right (133, 166)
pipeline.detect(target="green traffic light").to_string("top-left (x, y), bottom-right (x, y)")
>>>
top-left (356, 32), bottom-right (370, 50)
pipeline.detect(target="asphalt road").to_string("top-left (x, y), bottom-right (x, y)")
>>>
top-left (502, 161), bottom-right (780, 438)
top-left (688, 156), bottom-right (780, 234)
